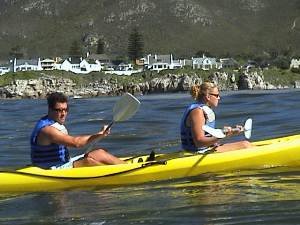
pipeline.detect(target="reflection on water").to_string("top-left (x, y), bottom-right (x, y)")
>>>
top-left (1, 169), bottom-right (300, 224)
top-left (1, 90), bottom-right (300, 224)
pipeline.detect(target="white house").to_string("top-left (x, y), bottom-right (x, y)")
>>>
top-left (0, 66), bottom-right (10, 75)
top-left (192, 55), bottom-right (219, 70)
top-left (104, 63), bottom-right (143, 76)
top-left (13, 58), bottom-right (43, 72)
top-left (219, 58), bottom-right (238, 69)
top-left (144, 54), bottom-right (183, 72)
top-left (41, 58), bottom-right (56, 70)
top-left (150, 62), bottom-right (169, 72)
top-left (86, 53), bottom-right (112, 67)
top-left (290, 58), bottom-right (300, 69)
top-left (58, 57), bottom-right (102, 74)
top-left (116, 63), bottom-right (133, 71)
top-left (59, 58), bottom-right (79, 73)
top-left (80, 59), bottom-right (102, 73)
top-left (178, 59), bottom-right (192, 67)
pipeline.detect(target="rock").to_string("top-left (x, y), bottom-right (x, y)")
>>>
top-left (0, 70), bottom-right (297, 99)
top-left (238, 71), bottom-right (266, 90)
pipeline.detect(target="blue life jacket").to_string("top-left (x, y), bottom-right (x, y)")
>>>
top-left (180, 102), bottom-right (216, 151)
top-left (30, 116), bottom-right (70, 168)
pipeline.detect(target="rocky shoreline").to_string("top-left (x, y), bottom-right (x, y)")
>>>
top-left (1, 71), bottom-right (300, 99)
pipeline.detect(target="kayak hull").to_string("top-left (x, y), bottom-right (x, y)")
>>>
top-left (1, 134), bottom-right (300, 193)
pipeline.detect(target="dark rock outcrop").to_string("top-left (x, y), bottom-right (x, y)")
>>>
top-left (0, 71), bottom-right (296, 99)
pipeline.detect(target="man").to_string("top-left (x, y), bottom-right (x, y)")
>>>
top-left (30, 92), bottom-right (125, 169)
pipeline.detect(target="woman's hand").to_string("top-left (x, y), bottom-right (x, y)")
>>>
top-left (234, 125), bottom-right (243, 135)
top-left (224, 125), bottom-right (243, 137)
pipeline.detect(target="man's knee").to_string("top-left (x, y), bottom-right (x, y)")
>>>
top-left (87, 148), bottom-right (107, 157)
top-left (85, 149), bottom-right (108, 164)
top-left (241, 140), bottom-right (252, 148)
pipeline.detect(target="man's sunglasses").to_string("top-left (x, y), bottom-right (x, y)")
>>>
top-left (52, 107), bottom-right (69, 113)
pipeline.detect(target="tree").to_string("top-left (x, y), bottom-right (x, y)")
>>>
top-left (268, 49), bottom-right (279, 60)
top-left (96, 38), bottom-right (105, 54)
top-left (127, 27), bottom-right (144, 63)
top-left (69, 40), bottom-right (82, 57)
top-left (195, 50), bottom-right (212, 57)
top-left (272, 56), bottom-right (290, 69)
top-left (9, 45), bottom-right (24, 59)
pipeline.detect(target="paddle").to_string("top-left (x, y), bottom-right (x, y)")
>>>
top-left (203, 118), bottom-right (253, 139)
top-left (105, 92), bottom-right (141, 131)
top-left (87, 92), bottom-right (140, 151)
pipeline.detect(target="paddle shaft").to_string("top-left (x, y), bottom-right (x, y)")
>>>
top-left (86, 93), bottom-right (140, 151)
top-left (223, 127), bottom-right (244, 133)
top-left (203, 118), bottom-right (252, 139)
top-left (105, 121), bottom-right (114, 132)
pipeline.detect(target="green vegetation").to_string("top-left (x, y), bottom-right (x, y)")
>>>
top-left (262, 68), bottom-right (300, 86)
top-left (69, 40), bottom-right (83, 57)
top-left (1, 1), bottom-right (299, 60)
top-left (127, 27), bottom-right (144, 62)
top-left (96, 39), bottom-right (105, 54)
top-left (0, 72), bottom-right (40, 86)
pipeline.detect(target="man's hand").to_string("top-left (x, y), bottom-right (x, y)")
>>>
top-left (99, 125), bottom-right (110, 137)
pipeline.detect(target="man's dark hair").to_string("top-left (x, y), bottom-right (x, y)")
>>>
top-left (47, 92), bottom-right (68, 109)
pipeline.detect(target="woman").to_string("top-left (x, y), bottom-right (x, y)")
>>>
top-left (180, 82), bottom-right (251, 153)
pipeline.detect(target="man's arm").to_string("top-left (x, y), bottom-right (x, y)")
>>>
top-left (38, 125), bottom-right (110, 148)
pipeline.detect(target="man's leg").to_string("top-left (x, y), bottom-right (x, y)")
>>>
top-left (73, 149), bottom-right (125, 167)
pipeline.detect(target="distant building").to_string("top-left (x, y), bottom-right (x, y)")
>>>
top-left (116, 63), bottom-right (133, 71)
top-left (104, 63), bottom-right (143, 76)
top-left (290, 58), bottom-right (300, 69)
top-left (135, 57), bottom-right (146, 66)
top-left (0, 66), bottom-right (10, 75)
top-left (179, 59), bottom-right (192, 67)
top-left (0, 60), bottom-right (11, 75)
top-left (242, 60), bottom-right (259, 72)
top-left (58, 57), bottom-right (102, 74)
top-left (144, 54), bottom-right (183, 72)
top-left (12, 58), bottom-right (43, 72)
top-left (86, 53), bottom-right (112, 67)
top-left (192, 55), bottom-right (219, 70)
top-left (41, 58), bottom-right (56, 70)
top-left (219, 58), bottom-right (239, 69)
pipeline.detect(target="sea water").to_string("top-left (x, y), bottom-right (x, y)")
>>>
top-left (0, 90), bottom-right (300, 224)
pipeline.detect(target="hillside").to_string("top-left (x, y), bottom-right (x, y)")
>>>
top-left (0, 0), bottom-right (299, 59)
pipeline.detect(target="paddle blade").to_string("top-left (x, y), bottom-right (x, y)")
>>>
top-left (244, 118), bottom-right (252, 139)
top-left (113, 93), bottom-right (140, 122)
top-left (203, 125), bottom-right (226, 139)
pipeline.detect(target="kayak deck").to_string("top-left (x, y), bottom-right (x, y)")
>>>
top-left (1, 134), bottom-right (300, 193)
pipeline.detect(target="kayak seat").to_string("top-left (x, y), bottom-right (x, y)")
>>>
top-left (138, 158), bottom-right (144, 163)
top-left (146, 151), bottom-right (156, 162)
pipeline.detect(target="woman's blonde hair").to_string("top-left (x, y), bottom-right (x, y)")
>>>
top-left (190, 82), bottom-right (217, 101)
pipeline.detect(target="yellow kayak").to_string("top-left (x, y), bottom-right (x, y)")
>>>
top-left (1, 134), bottom-right (300, 193)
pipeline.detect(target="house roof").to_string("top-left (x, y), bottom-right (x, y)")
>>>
top-left (148, 54), bottom-right (172, 64)
top-left (193, 57), bottom-right (217, 64)
top-left (220, 58), bottom-right (238, 66)
top-left (41, 58), bottom-right (55, 63)
top-left (66, 57), bottom-right (81, 64)
top-left (16, 59), bottom-right (39, 66)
